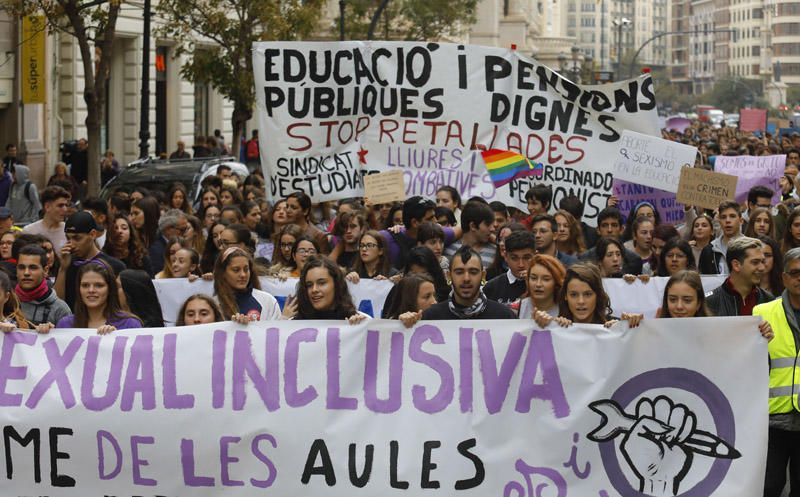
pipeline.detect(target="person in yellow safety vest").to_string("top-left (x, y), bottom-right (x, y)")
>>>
top-left (754, 246), bottom-right (800, 497)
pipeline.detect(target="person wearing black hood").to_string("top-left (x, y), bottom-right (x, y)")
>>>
top-left (118, 269), bottom-right (164, 328)
top-left (15, 244), bottom-right (70, 325)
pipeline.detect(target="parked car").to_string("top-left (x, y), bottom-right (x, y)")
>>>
top-left (99, 156), bottom-right (250, 205)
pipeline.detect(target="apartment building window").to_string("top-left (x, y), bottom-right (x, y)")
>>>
top-left (194, 81), bottom-right (210, 139)
top-left (569, 2), bottom-right (576, 11)
top-left (782, 63), bottom-right (800, 75)
top-left (581, 3), bottom-right (595, 12)
top-left (568, 18), bottom-right (576, 27)
top-left (753, 45), bottom-right (760, 56)
top-left (775, 23), bottom-right (800, 36)
top-left (778, 3), bottom-right (800, 15)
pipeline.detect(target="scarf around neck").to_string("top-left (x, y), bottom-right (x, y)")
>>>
top-left (447, 290), bottom-right (488, 319)
top-left (15, 279), bottom-right (49, 302)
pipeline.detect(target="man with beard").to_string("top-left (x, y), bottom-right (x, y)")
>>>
top-left (422, 245), bottom-right (515, 320)
top-left (707, 236), bottom-right (773, 316)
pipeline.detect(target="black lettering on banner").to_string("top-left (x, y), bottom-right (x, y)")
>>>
top-left (301, 439), bottom-right (336, 486)
top-left (49, 427), bottom-right (75, 487)
top-left (4, 426), bottom-right (41, 482)
top-left (484, 55), bottom-right (512, 92)
top-left (454, 438), bottom-right (484, 490)
top-left (640, 77), bottom-right (656, 110)
top-left (457, 45), bottom-right (467, 89)
top-left (263, 49), bottom-right (280, 81)
top-left (283, 49), bottom-right (306, 83)
top-left (420, 440), bottom-right (441, 489)
top-left (348, 443), bottom-right (373, 487)
top-left (389, 440), bottom-right (409, 489)
top-left (308, 50), bottom-right (332, 84)
top-left (371, 49), bottom-right (390, 86)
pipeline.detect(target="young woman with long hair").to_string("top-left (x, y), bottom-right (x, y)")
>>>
top-left (759, 235), bottom-right (784, 296)
top-left (176, 294), bottom-right (225, 326)
top-left (622, 201), bottom-right (661, 241)
top-left (155, 237), bottom-right (192, 279)
top-left (554, 209), bottom-right (586, 256)
top-left (346, 230), bottom-right (396, 282)
top-left (54, 262), bottom-right (142, 333)
top-left (170, 248), bottom-right (201, 279)
top-left (686, 213), bottom-right (719, 274)
top-left (185, 214), bottom-right (206, 256)
top-left (288, 256), bottom-right (367, 323)
top-left (534, 262), bottom-right (642, 328)
top-left (658, 270), bottom-right (710, 318)
top-left (518, 254), bottom-right (566, 320)
top-left (745, 207), bottom-right (776, 239)
top-left (130, 196), bottom-right (160, 247)
top-left (269, 199), bottom-right (290, 238)
top-left (0, 272), bottom-right (30, 331)
top-left (783, 206), bottom-right (800, 253)
top-left (201, 204), bottom-right (221, 232)
top-left (213, 247), bottom-right (282, 321)
top-left (623, 216), bottom-right (656, 275)
top-left (103, 215), bottom-right (153, 276)
top-left (200, 220), bottom-right (229, 274)
top-left (657, 238), bottom-right (697, 277)
top-left (199, 188), bottom-right (220, 211)
top-left (220, 184), bottom-right (243, 207)
top-left (595, 237), bottom-right (625, 277)
top-left (286, 192), bottom-right (329, 253)
top-left (168, 182), bottom-right (193, 215)
top-left (436, 186), bottom-right (462, 226)
top-left (383, 273), bottom-right (437, 327)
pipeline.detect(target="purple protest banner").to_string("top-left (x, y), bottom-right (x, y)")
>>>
top-left (713, 155), bottom-right (784, 204)
top-left (613, 179), bottom-right (685, 225)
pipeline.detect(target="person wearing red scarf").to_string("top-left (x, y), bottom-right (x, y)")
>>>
top-left (15, 244), bottom-right (70, 326)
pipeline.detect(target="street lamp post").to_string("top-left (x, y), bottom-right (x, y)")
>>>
top-left (559, 45), bottom-right (585, 83)
top-left (138, 0), bottom-right (151, 159)
top-left (613, 17), bottom-right (631, 81)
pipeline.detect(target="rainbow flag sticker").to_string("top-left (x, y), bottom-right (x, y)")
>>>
top-left (480, 149), bottom-right (544, 187)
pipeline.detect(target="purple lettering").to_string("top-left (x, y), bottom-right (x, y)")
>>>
top-left (0, 332), bottom-right (36, 406)
top-left (212, 330), bottom-right (226, 409)
top-left (82, 336), bottom-right (126, 411)
top-left (220, 436), bottom-right (244, 486)
top-left (131, 435), bottom-right (157, 486)
top-left (409, 325), bottom-right (454, 413)
top-left (162, 333), bottom-right (194, 409)
top-left (515, 331), bottom-right (570, 418)
top-left (181, 439), bottom-right (215, 486)
top-left (233, 330), bottom-right (281, 410)
top-left (326, 328), bottom-right (357, 409)
top-left (26, 336), bottom-right (83, 409)
top-left (96, 430), bottom-right (122, 480)
top-left (476, 330), bottom-right (527, 414)
top-left (364, 330), bottom-right (403, 413)
top-left (250, 434), bottom-right (278, 488)
top-left (121, 335), bottom-right (156, 411)
top-left (284, 328), bottom-right (318, 407)
top-left (459, 327), bottom-right (473, 413)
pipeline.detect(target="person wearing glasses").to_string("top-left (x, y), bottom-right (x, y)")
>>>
top-left (657, 238), bottom-right (696, 277)
top-left (15, 244), bottom-right (70, 326)
top-left (150, 208), bottom-right (189, 275)
top-left (289, 236), bottom-right (320, 278)
top-left (754, 247), bottom-right (800, 497)
top-left (54, 211), bottom-right (126, 310)
top-left (345, 230), bottom-right (398, 283)
top-left (706, 237), bottom-right (774, 317)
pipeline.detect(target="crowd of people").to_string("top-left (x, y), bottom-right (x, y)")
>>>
top-left (1, 120), bottom-right (800, 495)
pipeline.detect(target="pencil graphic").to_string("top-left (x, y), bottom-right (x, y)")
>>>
top-left (587, 399), bottom-right (741, 459)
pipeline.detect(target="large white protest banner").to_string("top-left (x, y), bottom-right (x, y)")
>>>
top-left (253, 41), bottom-right (660, 224)
top-left (0, 318), bottom-right (767, 495)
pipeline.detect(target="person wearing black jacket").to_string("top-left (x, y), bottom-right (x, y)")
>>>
top-left (706, 236), bottom-right (774, 316)
top-left (483, 230), bottom-right (536, 306)
top-left (422, 246), bottom-right (515, 320)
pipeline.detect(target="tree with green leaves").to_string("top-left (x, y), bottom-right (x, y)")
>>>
top-left (155, 0), bottom-right (324, 154)
top-left (339, 0), bottom-right (478, 41)
top-left (4, 0), bottom-right (121, 195)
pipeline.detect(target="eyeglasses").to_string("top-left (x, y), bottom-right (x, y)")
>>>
top-left (785, 269), bottom-right (800, 279)
top-left (359, 243), bottom-right (379, 250)
top-left (296, 248), bottom-right (317, 255)
top-left (280, 243), bottom-right (294, 249)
